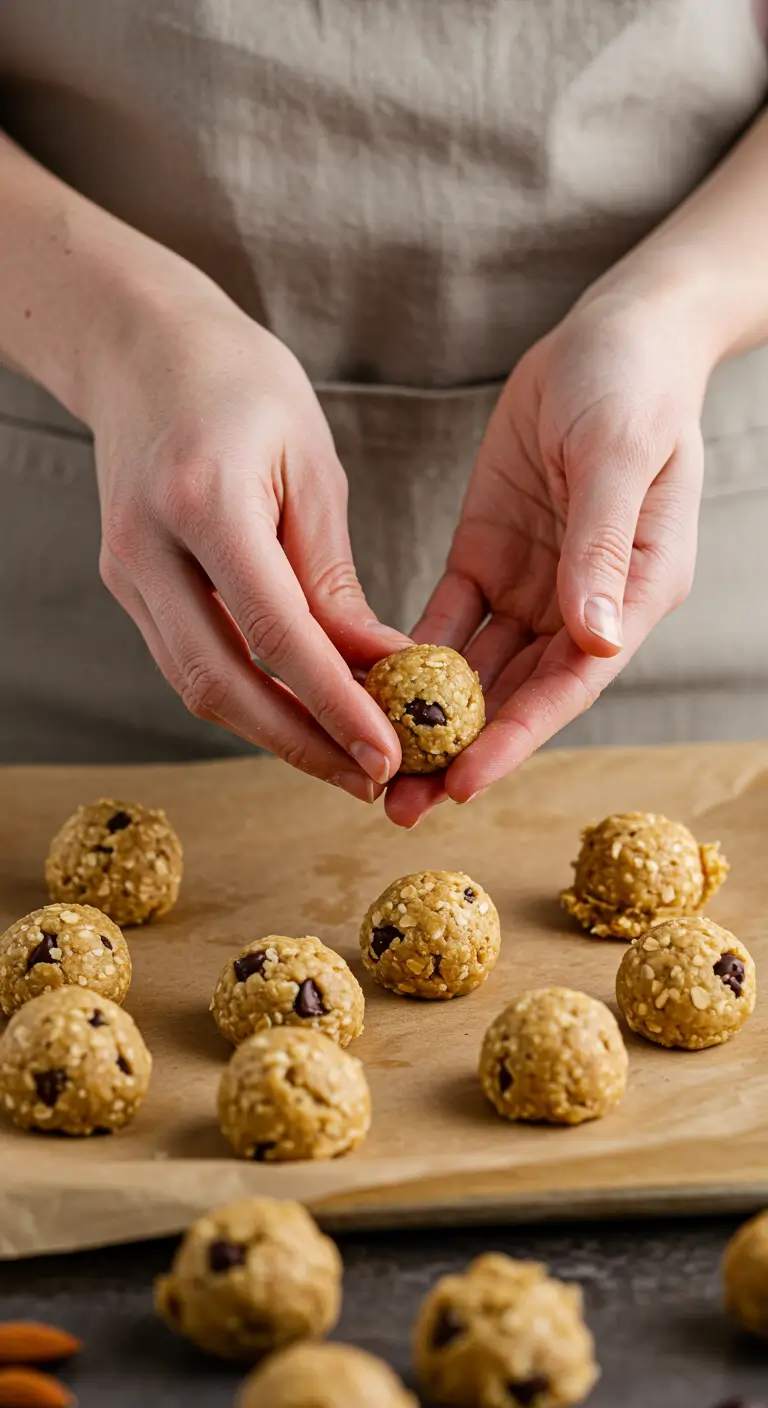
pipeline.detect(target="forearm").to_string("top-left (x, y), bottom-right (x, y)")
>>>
top-left (582, 108), bottom-right (768, 367)
top-left (0, 131), bottom-right (222, 423)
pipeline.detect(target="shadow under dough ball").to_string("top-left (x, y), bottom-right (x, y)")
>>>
top-left (560, 811), bottom-right (728, 940)
top-left (364, 644), bottom-right (484, 773)
top-left (46, 797), bottom-right (183, 926)
top-left (155, 1195), bottom-right (341, 1362)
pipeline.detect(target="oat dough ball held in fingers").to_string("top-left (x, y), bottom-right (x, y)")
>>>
top-left (414, 1253), bottom-right (598, 1408)
top-left (560, 812), bottom-right (728, 940)
top-left (238, 1344), bottom-right (418, 1408)
top-left (616, 916), bottom-right (755, 1049)
top-left (211, 935), bottom-right (364, 1048)
top-left (0, 987), bottom-right (151, 1135)
top-left (218, 1028), bottom-right (371, 1161)
top-left (361, 871), bottom-right (500, 999)
top-left (479, 989), bottom-right (627, 1125)
top-left (155, 1196), bottom-right (341, 1361)
top-left (0, 903), bottom-right (130, 1017)
top-left (46, 798), bottom-right (183, 926)
top-left (364, 645), bottom-right (484, 773)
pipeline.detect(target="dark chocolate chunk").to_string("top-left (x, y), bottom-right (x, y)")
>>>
top-left (101, 936), bottom-right (113, 950)
top-left (34, 1068), bottom-right (68, 1107)
top-left (714, 952), bottom-right (746, 997)
top-left (89, 1010), bottom-right (108, 1028)
top-left (106, 810), bottom-right (132, 833)
top-left (499, 1064), bottom-right (513, 1094)
top-left (252, 1142), bottom-right (277, 1162)
top-left (93, 845), bottom-right (112, 855)
top-left (371, 925), bottom-right (403, 959)
top-left (294, 978), bottom-right (327, 1018)
top-left (208, 1239), bottom-right (247, 1273)
top-left (463, 887), bottom-right (476, 902)
top-left (404, 698), bottom-right (447, 727)
top-left (507, 1378), bottom-right (549, 1406)
top-left (116, 1054), bottom-right (132, 1075)
top-left (26, 932), bottom-right (61, 971)
top-left (432, 1308), bottom-right (463, 1349)
top-left (233, 949), bottom-right (268, 983)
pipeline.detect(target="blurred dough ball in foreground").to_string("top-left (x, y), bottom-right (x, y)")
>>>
top-left (238, 1342), bottom-right (417, 1408)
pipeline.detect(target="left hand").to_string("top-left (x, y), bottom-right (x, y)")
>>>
top-left (386, 287), bottom-right (710, 827)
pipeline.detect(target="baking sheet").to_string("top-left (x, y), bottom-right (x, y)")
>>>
top-left (1, 742), bottom-right (767, 1259)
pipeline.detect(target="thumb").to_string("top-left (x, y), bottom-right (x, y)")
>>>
top-left (284, 456), bottom-right (411, 665)
top-left (556, 440), bottom-right (653, 658)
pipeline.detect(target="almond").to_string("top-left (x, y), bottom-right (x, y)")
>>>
top-left (0, 1324), bottom-right (82, 1367)
top-left (0, 1367), bottom-right (76, 1407)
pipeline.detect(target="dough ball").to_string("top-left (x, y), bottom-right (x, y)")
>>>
top-left (155, 1196), bottom-right (341, 1361)
top-left (615, 916), bottom-right (755, 1050)
top-left (0, 986), bottom-right (151, 1135)
top-left (413, 1253), bottom-right (598, 1408)
top-left (218, 1028), bottom-right (371, 1161)
top-left (479, 989), bottom-right (627, 1126)
top-left (211, 935), bottom-right (364, 1048)
top-left (0, 903), bottom-right (130, 1017)
top-left (364, 645), bottom-right (484, 773)
top-left (723, 1211), bottom-right (768, 1337)
top-left (46, 797), bottom-right (183, 926)
top-left (560, 811), bottom-right (728, 940)
top-left (238, 1343), bottom-right (417, 1408)
top-left (360, 871), bottom-right (500, 999)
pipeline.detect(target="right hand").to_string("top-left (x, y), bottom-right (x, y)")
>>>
top-left (93, 286), bottom-right (408, 800)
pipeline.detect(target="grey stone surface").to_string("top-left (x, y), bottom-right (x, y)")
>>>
top-left (0, 1219), bottom-right (766, 1406)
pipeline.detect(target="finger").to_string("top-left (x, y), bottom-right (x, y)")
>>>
top-left (411, 569), bottom-right (487, 650)
top-left (556, 426), bottom-right (673, 659)
top-left (384, 774), bottom-right (447, 829)
top-left (185, 503), bottom-right (402, 785)
top-left (464, 615), bottom-right (530, 693)
top-left (103, 546), bottom-right (383, 803)
top-left (280, 460), bottom-right (413, 666)
top-left (483, 636), bottom-right (549, 719)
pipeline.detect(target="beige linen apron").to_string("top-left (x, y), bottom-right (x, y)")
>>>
top-left (0, 1), bottom-right (766, 761)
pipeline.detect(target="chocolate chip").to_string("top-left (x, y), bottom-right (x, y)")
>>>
top-left (34, 1069), bottom-right (68, 1107)
top-left (433, 954), bottom-right (443, 978)
top-left (233, 950), bottom-right (268, 983)
top-left (166, 1293), bottom-right (182, 1322)
top-left (432, 1308), bottom-right (463, 1349)
top-left (101, 936), bottom-right (113, 951)
top-left (294, 978), bottom-right (327, 1018)
top-left (463, 887), bottom-right (476, 901)
top-left (499, 1064), bottom-right (513, 1094)
top-left (26, 932), bottom-right (61, 972)
top-left (89, 1010), bottom-right (108, 1028)
top-left (714, 952), bottom-right (746, 997)
top-left (208, 1239), bottom-right (247, 1273)
top-left (116, 1054), bottom-right (132, 1075)
top-left (93, 845), bottom-right (111, 854)
top-left (507, 1378), bottom-right (549, 1406)
top-left (106, 809), bottom-right (132, 832)
top-left (404, 698), bottom-right (447, 727)
top-left (252, 1142), bottom-right (277, 1162)
top-left (371, 925), bottom-right (403, 959)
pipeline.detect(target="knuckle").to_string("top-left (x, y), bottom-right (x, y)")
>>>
top-left (576, 525), bottom-right (631, 578)
top-left (276, 736), bottom-right (315, 776)
top-left (180, 660), bottom-right (231, 721)
top-left (157, 455), bottom-right (219, 534)
top-left (312, 557), bottom-right (365, 604)
top-left (102, 504), bottom-right (146, 571)
top-left (243, 608), bottom-right (295, 671)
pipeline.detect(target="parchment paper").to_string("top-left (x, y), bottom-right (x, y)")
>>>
top-left (1, 742), bottom-right (767, 1260)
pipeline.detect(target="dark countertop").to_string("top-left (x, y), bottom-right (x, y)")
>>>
top-left (0, 1217), bottom-right (766, 1406)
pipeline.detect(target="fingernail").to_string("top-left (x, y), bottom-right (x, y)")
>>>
top-left (336, 771), bottom-right (377, 804)
top-left (349, 740), bottom-right (391, 784)
top-left (461, 786), bottom-right (490, 805)
top-left (584, 595), bottom-right (623, 648)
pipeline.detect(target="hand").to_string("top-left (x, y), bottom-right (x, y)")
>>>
top-left (387, 288), bottom-right (710, 827)
top-left (94, 287), bottom-right (408, 799)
